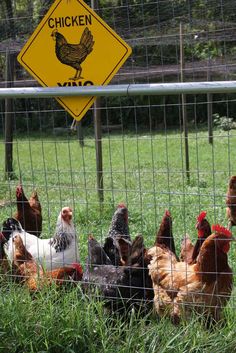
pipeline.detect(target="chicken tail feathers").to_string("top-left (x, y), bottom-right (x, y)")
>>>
top-left (80, 27), bottom-right (94, 54)
top-left (47, 263), bottom-right (83, 283)
top-left (154, 210), bottom-right (177, 257)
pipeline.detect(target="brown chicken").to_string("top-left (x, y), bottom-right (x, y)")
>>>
top-left (51, 27), bottom-right (94, 81)
top-left (14, 184), bottom-right (42, 237)
top-left (29, 190), bottom-right (42, 213)
top-left (0, 232), bottom-right (10, 274)
top-left (148, 224), bottom-right (233, 324)
top-left (12, 234), bottom-right (83, 291)
top-left (179, 234), bottom-right (194, 264)
top-left (180, 211), bottom-right (211, 264)
top-left (226, 175), bottom-right (236, 229)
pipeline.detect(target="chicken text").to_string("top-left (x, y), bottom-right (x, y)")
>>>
top-left (57, 81), bottom-right (94, 86)
top-left (48, 15), bottom-right (92, 29)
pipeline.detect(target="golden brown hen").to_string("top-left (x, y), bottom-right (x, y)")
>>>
top-left (14, 184), bottom-right (42, 237)
top-left (12, 234), bottom-right (83, 292)
top-left (51, 27), bottom-right (94, 80)
top-left (148, 224), bottom-right (233, 324)
top-left (179, 234), bottom-right (194, 264)
top-left (11, 233), bottom-right (39, 285)
top-left (226, 175), bottom-right (236, 229)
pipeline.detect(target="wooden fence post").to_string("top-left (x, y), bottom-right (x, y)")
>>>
top-left (91, 0), bottom-right (104, 203)
top-left (5, 50), bottom-right (14, 179)
top-left (76, 121), bottom-right (84, 147)
top-left (180, 22), bottom-right (190, 182)
top-left (207, 64), bottom-right (213, 144)
top-left (94, 98), bottom-right (104, 202)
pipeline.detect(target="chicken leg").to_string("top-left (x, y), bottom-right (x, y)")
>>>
top-left (70, 67), bottom-right (83, 81)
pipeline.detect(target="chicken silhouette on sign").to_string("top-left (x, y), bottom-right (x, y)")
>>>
top-left (51, 27), bottom-right (94, 81)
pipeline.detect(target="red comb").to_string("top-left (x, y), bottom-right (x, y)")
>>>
top-left (165, 210), bottom-right (171, 217)
top-left (212, 224), bottom-right (232, 237)
top-left (117, 203), bottom-right (126, 209)
top-left (197, 211), bottom-right (207, 222)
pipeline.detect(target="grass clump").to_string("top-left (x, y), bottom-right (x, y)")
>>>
top-left (1, 279), bottom-right (236, 353)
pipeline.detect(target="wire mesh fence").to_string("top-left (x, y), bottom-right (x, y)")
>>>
top-left (1, 0), bottom-right (236, 325)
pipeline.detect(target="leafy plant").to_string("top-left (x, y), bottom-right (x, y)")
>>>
top-left (213, 113), bottom-right (236, 131)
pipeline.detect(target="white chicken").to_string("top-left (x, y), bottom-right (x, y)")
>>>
top-left (2, 207), bottom-right (79, 270)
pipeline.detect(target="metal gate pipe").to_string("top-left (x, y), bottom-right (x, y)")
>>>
top-left (1, 81), bottom-right (236, 98)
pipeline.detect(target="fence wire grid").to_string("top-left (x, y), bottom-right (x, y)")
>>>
top-left (1, 0), bottom-right (236, 323)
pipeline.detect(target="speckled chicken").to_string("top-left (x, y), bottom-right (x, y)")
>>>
top-left (103, 203), bottom-right (131, 266)
top-left (51, 27), bottom-right (94, 80)
top-left (3, 207), bottom-right (79, 270)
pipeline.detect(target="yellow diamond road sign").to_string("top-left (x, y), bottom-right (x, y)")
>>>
top-left (17, 0), bottom-right (132, 121)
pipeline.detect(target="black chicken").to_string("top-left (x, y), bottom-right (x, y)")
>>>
top-left (87, 235), bottom-right (112, 266)
top-left (51, 27), bottom-right (94, 80)
top-left (83, 234), bottom-right (153, 313)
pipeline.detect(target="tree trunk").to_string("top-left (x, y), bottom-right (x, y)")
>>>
top-left (4, 0), bottom-right (15, 38)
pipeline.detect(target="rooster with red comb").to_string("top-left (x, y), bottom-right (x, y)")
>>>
top-left (180, 211), bottom-right (211, 264)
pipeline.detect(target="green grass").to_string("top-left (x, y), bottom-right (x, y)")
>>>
top-left (1, 128), bottom-right (236, 352)
top-left (1, 279), bottom-right (236, 353)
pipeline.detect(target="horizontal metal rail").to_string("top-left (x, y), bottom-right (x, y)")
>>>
top-left (1, 81), bottom-right (236, 98)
